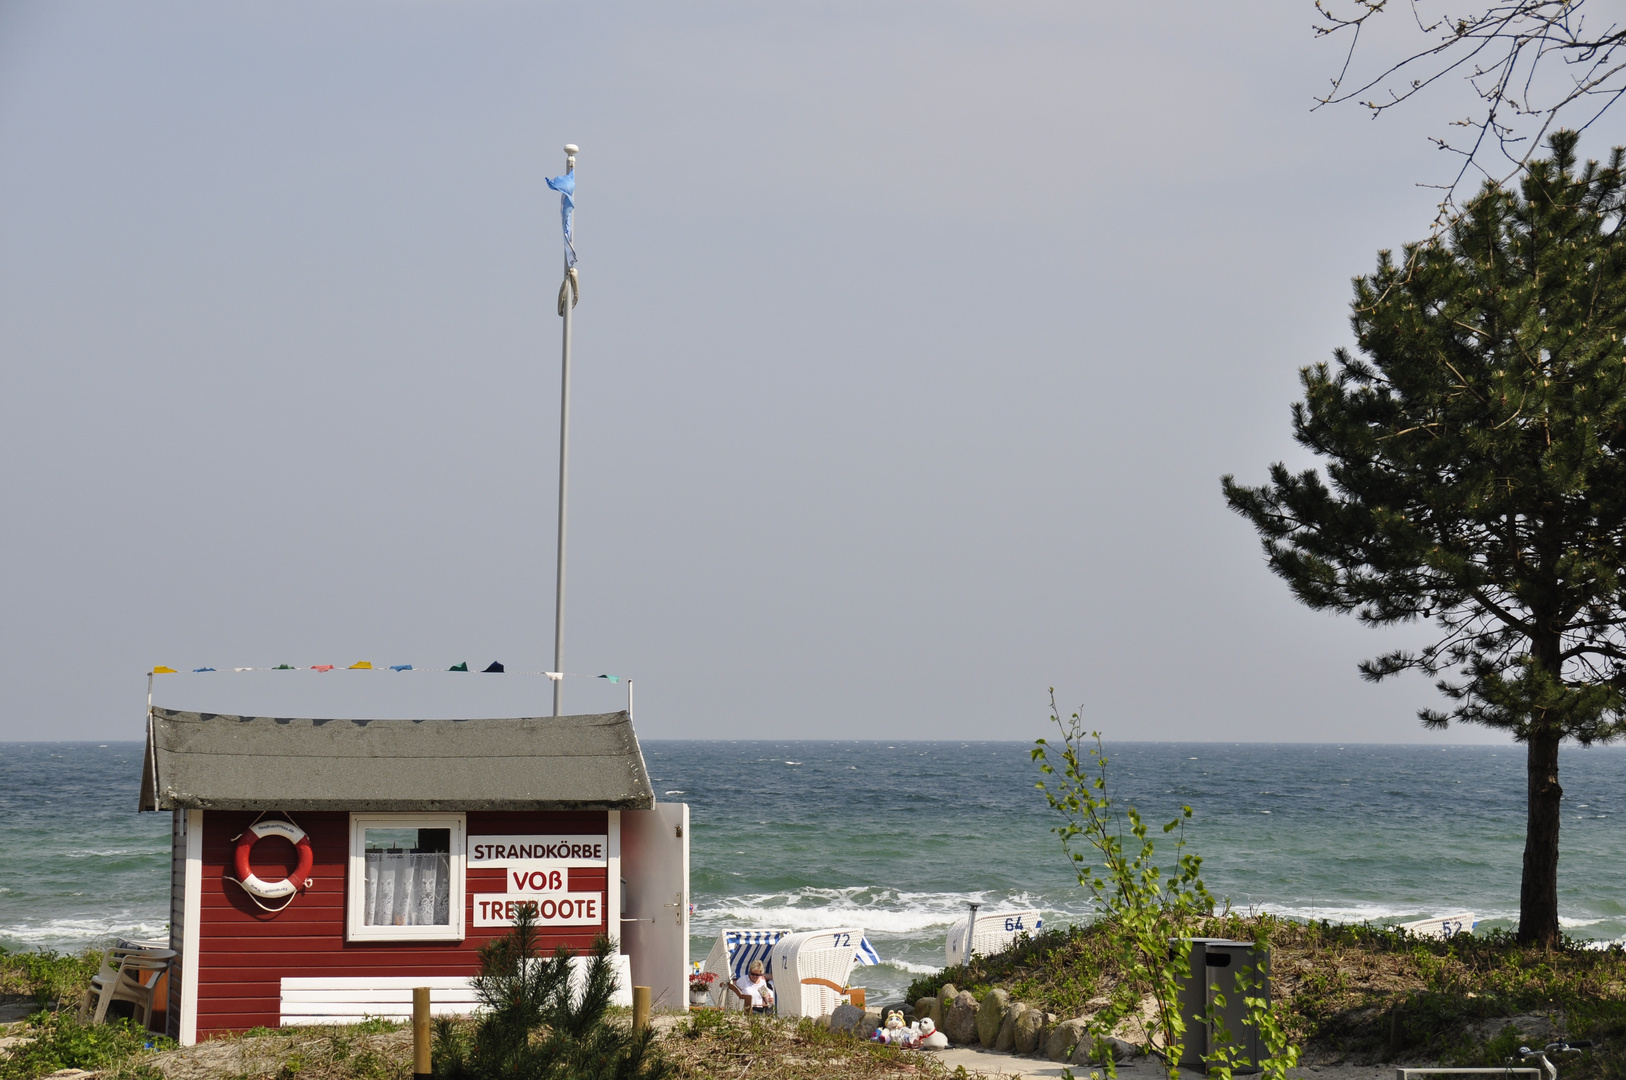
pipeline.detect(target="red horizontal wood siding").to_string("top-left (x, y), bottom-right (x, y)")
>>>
top-left (195, 810), bottom-right (609, 1037)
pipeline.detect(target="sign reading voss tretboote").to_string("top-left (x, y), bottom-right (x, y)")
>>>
top-left (467, 835), bottom-right (607, 867)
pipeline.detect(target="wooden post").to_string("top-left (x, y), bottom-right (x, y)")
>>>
top-left (413, 987), bottom-right (431, 1080)
top-left (848, 987), bottom-right (864, 1009)
top-left (632, 985), bottom-right (651, 1032)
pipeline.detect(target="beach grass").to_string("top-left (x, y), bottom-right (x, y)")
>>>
top-left (0, 946), bottom-right (102, 1012)
top-left (0, 1007), bottom-right (981, 1080)
top-left (663, 1010), bottom-right (963, 1078)
top-left (905, 913), bottom-right (1626, 1076)
top-left (16, 913), bottom-right (1626, 1078)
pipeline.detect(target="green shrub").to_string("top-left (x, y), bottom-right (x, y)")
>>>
top-left (0, 1012), bottom-right (173, 1079)
top-left (350, 1015), bottom-right (404, 1034)
top-left (0, 947), bottom-right (102, 1008)
top-left (432, 906), bottom-right (668, 1080)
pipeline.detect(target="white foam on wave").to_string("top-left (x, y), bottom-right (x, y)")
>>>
top-left (693, 886), bottom-right (1084, 937)
top-left (0, 915), bottom-right (169, 949)
top-left (1261, 901), bottom-right (1483, 924)
top-left (702, 902), bottom-right (956, 934)
top-left (1560, 916), bottom-right (1606, 928)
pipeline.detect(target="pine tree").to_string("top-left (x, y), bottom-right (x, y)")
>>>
top-left (432, 907), bottom-right (668, 1080)
top-left (1223, 131), bottom-right (1626, 945)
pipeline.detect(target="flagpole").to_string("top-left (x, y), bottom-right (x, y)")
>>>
top-left (552, 143), bottom-right (578, 718)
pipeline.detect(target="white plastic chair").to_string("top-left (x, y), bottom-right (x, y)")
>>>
top-left (80, 942), bottom-right (173, 1027)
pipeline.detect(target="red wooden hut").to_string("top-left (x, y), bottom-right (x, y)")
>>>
top-left (139, 707), bottom-right (690, 1044)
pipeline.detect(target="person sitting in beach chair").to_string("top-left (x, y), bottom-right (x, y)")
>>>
top-left (729, 959), bottom-right (775, 1014)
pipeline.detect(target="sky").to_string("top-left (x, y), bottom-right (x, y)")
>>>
top-left (3, 1), bottom-right (1614, 743)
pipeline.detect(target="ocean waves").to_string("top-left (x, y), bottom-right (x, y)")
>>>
top-left (693, 886), bottom-right (1080, 936)
top-left (0, 914), bottom-right (170, 950)
top-left (9, 739), bottom-right (1626, 1005)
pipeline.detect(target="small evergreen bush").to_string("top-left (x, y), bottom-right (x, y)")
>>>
top-left (432, 906), bottom-right (668, 1080)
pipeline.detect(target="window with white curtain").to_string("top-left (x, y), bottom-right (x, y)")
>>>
top-left (347, 814), bottom-right (465, 941)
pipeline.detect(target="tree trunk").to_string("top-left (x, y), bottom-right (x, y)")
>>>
top-left (1518, 728), bottom-right (1562, 945)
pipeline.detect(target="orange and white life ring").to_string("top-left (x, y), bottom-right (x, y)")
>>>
top-left (233, 819), bottom-right (314, 900)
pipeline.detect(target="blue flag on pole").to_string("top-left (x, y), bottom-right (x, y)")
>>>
top-left (546, 170), bottom-right (577, 268)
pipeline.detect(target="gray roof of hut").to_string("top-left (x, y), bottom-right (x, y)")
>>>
top-left (139, 708), bottom-right (654, 812)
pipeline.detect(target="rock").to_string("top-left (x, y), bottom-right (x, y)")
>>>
top-left (945, 990), bottom-right (981, 1043)
top-left (1077, 1034), bottom-right (1137, 1063)
top-left (938, 983), bottom-right (958, 1011)
top-left (829, 1002), bottom-right (867, 1034)
top-left (994, 1002), bottom-right (1023, 1051)
top-left (1046, 1017), bottom-right (1088, 1062)
top-left (1033, 1012), bottom-right (1058, 1057)
top-left (1104, 1036), bottom-right (1138, 1061)
top-left (915, 997), bottom-right (939, 1026)
top-left (976, 988), bottom-right (1010, 1046)
top-left (1014, 1006), bottom-right (1045, 1054)
top-left (863, 1008), bottom-right (882, 1035)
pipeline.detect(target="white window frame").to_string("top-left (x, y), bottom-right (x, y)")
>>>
top-left (347, 813), bottom-right (466, 942)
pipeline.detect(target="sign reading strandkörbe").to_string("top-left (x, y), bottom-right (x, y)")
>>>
top-left (467, 834), bottom-right (608, 867)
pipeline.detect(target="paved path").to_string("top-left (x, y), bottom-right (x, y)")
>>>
top-left (929, 1046), bottom-right (1422, 1079)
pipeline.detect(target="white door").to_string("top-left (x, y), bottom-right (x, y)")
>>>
top-left (620, 803), bottom-right (689, 1012)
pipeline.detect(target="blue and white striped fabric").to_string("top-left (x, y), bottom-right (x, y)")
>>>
top-left (854, 936), bottom-right (882, 967)
top-left (725, 929), bottom-right (789, 979)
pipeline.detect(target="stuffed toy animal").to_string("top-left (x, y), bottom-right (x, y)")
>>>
top-left (915, 1016), bottom-right (948, 1051)
top-left (871, 1010), bottom-right (913, 1046)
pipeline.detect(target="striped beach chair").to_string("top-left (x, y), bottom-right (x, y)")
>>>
top-left (700, 929), bottom-right (789, 1011)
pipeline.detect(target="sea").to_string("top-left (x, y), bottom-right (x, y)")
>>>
top-left (3, 740), bottom-right (1625, 1002)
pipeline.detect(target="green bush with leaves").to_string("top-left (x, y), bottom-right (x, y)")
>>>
top-left (1034, 693), bottom-right (1299, 1079)
top-left (0, 1011), bottom-right (173, 1080)
top-left (432, 906), bottom-right (667, 1080)
top-left (0, 945), bottom-right (102, 1009)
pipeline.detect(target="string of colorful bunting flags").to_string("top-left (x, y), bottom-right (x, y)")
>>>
top-left (151, 664), bottom-right (624, 682)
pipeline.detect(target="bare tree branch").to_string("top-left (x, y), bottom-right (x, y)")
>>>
top-left (1313, 1), bottom-right (1626, 216)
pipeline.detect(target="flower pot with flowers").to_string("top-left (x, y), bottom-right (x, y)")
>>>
top-left (688, 970), bottom-right (718, 1006)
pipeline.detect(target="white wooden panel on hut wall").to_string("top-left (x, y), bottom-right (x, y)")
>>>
top-left (283, 1002), bottom-right (480, 1015)
top-left (282, 1009), bottom-right (473, 1024)
top-left (286, 995), bottom-right (478, 1014)
top-left (179, 809), bottom-right (202, 1046)
top-left (281, 977), bottom-right (475, 990)
top-left (279, 976), bottom-right (482, 1025)
top-left (281, 991), bottom-right (484, 1004)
